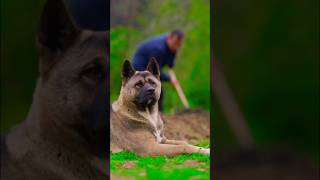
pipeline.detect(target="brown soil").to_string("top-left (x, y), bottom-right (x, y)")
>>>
top-left (161, 108), bottom-right (210, 142)
top-left (183, 160), bottom-right (204, 167)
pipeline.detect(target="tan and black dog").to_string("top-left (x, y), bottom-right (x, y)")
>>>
top-left (0, 0), bottom-right (109, 179)
top-left (110, 59), bottom-right (210, 156)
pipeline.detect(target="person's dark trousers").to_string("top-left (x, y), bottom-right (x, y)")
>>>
top-left (158, 87), bottom-right (165, 111)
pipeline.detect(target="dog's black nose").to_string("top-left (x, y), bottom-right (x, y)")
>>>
top-left (147, 88), bottom-right (155, 94)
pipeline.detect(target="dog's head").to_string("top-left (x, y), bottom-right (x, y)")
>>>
top-left (121, 58), bottom-right (161, 110)
top-left (36, 0), bottom-right (108, 156)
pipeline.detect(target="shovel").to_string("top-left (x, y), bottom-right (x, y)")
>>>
top-left (168, 69), bottom-right (190, 108)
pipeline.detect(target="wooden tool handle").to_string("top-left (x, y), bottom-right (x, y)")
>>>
top-left (168, 69), bottom-right (190, 108)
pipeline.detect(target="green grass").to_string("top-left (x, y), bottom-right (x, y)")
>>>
top-left (111, 151), bottom-right (210, 180)
top-left (110, 139), bottom-right (210, 180)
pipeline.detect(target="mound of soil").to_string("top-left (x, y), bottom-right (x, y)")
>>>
top-left (161, 108), bottom-right (210, 142)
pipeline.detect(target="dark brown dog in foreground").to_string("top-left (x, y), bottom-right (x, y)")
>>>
top-left (0, 0), bottom-right (108, 179)
top-left (110, 59), bottom-right (210, 156)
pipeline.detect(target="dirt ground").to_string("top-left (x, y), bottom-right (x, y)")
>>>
top-left (161, 108), bottom-right (210, 143)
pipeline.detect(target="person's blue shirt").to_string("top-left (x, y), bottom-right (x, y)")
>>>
top-left (132, 34), bottom-right (176, 81)
top-left (67, 0), bottom-right (108, 31)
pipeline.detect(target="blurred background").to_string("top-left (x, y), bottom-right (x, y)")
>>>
top-left (213, 0), bottom-right (319, 179)
top-left (1, 0), bottom-right (43, 132)
top-left (110, 0), bottom-right (210, 113)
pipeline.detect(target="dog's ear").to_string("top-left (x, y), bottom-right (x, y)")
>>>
top-left (122, 60), bottom-right (135, 82)
top-left (146, 57), bottom-right (160, 79)
top-left (37, 0), bottom-right (80, 76)
top-left (38, 0), bottom-right (79, 51)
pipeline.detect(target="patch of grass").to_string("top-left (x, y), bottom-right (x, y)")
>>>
top-left (194, 139), bottom-right (210, 148)
top-left (110, 139), bottom-right (210, 179)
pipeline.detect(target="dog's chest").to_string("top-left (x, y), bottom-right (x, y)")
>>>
top-left (138, 111), bottom-right (164, 143)
top-left (151, 119), bottom-right (163, 143)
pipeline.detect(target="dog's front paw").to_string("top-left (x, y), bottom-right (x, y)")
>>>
top-left (199, 147), bottom-right (210, 155)
top-left (204, 148), bottom-right (210, 155)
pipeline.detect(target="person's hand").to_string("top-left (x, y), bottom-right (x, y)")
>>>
top-left (168, 69), bottom-right (178, 86)
top-left (170, 78), bottom-right (178, 86)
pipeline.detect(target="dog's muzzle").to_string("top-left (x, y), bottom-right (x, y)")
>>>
top-left (134, 86), bottom-right (158, 109)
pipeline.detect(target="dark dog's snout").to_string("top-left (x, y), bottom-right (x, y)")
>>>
top-left (135, 84), bottom-right (157, 109)
top-left (147, 87), bottom-right (155, 95)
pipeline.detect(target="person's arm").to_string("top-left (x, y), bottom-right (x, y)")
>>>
top-left (167, 54), bottom-right (177, 84)
top-left (168, 69), bottom-right (178, 85)
top-left (168, 54), bottom-right (176, 69)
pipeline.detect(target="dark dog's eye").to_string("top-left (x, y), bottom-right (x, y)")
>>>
top-left (81, 63), bottom-right (103, 84)
top-left (135, 81), bottom-right (144, 88)
top-left (149, 80), bottom-right (156, 87)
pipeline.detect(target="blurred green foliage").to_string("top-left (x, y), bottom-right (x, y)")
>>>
top-left (110, 0), bottom-right (210, 113)
top-left (214, 0), bottom-right (319, 162)
top-left (1, 0), bottom-right (44, 132)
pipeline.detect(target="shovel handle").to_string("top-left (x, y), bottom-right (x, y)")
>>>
top-left (168, 69), bottom-right (190, 108)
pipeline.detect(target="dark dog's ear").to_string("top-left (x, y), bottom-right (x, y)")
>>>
top-left (37, 0), bottom-right (80, 76)
top-left (38, 0), bottom-right (79, 51)
top-left (122, 60), bottom-right (135, 82)
top-left (146, 57), bottom-right (160, 79)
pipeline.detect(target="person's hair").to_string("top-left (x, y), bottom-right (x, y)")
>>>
top-left (169, 29), bottom-right (184, 39)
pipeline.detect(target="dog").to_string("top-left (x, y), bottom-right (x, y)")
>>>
top-left (0, 0), bottom-right (109, 179)
top-left (110, 59), bottom-right (210, 156)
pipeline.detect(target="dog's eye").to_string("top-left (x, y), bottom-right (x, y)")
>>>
top-left (135, 82), bottom-right (144, 88)
top-left (81, 64), bottom-right (103, 83)
top-left (149, 80), bottom-right (156, 86)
